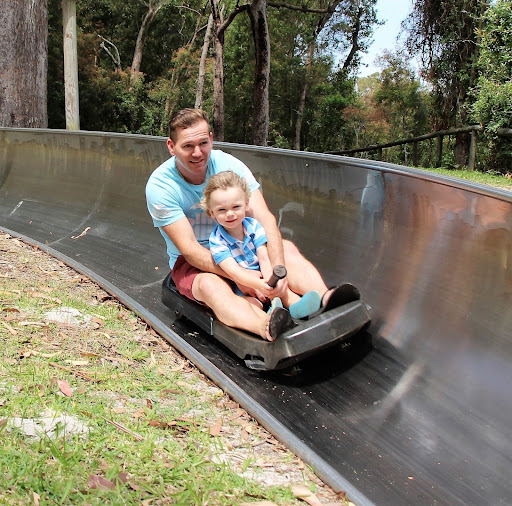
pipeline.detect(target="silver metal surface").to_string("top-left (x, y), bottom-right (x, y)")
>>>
top-left (1, 128), bottom-right (511, 505)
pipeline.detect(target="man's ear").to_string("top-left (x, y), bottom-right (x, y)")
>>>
top-left (167, 138), bottom-right (175, 156)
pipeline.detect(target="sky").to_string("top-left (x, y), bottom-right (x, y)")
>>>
top-left (358, 0), bottom-right (414, 77)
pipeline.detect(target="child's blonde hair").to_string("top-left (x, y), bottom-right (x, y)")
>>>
top-left (201, 171), bottom-right (250, 217)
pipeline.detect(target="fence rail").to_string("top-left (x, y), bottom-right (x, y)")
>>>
top-left (329, 125), bottom-right (512, 171)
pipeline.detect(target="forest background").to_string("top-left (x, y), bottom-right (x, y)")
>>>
top-left (1, 0), bottom-right (511, 172)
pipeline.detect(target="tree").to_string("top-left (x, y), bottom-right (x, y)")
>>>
top-left (291, 0), bottom-right (378, 149)
top-left (404, 0), bottom-right (488, 166)
top-left (374, 52), bottom-right (429, 138)
top-left (471, 0), bottom-right (512, 171)
top-left (63, 0), bottom-right (80, 129)
top-left (131, 0), bottom-right (176, 82)
top-left (0, 0), bottom-right (48, 127)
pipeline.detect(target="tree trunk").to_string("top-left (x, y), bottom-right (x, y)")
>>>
top-left (195, 13), bottom-right (214, 109)
top-left (131, 1), bottom-right (166, 82)
top-left (210, 0), bottom-right (225, 140)
top-left (294, 41), bottom-right (314, 150)
top-left (0, 0), bottom-right (48, 127)
top-left (454, 132), bottom-right (470, 167)
top-left (249, 0), bottom-right (270, 146)
top-left (63, 0), bottom-right (80, 130)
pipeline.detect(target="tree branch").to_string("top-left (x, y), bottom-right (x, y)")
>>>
top-left (218, 3), bottom-right (249, 36)
top-left (268, 1), bottom-right (335, 14)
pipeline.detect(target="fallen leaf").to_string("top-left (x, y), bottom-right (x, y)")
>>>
top-left (146, 399), bottom-right (153, 410)
top-left (239, 502), bottom-right (278, 506)
top-left (33, 492), bottom-right (40, 506)
top-left (112, 407), bottom-right (126, 414)
top-left (291, 485), bottom-right (322, 506)
top-left (57, 379), bottom-right (73, 397)
top-left (64, 360), bottom-right (89, 366)
top-left (116, 472), bottom-right (129, 483)
top-left (90, 318), bottom-right (104, 327)
top-left (28, 384), bottom-right (45, 397)
top-left (18, 321), bottom-right (49, 328)
top-left (87, 475), bottom-right (116, 490)
top-left (228, 409), bottom-right (245, 421)
top-left (1, 320), bottom-right (17, 335)
top-left (209, 417), bottom-right (223, 436)
top-left (40, 352), bottom-right (62, 358)
top-left (2, 308), bottom-right (20, 313)
top-left (20, 350), bottom-right (38, 358)
top-left (159, 388), bottom-right (181, 396)
top-left (26, 291), bottom-right (61, 304)
top-left (71, 227), bottom-right (91, 241)
top-left (132, 407), bottom-right (146, 419)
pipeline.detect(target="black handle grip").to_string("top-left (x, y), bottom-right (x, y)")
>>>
top-left (267, 265), bottom-right (287, 288)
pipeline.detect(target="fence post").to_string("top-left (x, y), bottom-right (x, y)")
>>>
top-left (377, 147), bottom-right (383, 161)
top-left (468, 129), bottom-right (477, 171)
top-left (436, 135), bottom-right (443, 167)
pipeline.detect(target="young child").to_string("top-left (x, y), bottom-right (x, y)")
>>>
top-left (201, 170), bottom-right (321, 319)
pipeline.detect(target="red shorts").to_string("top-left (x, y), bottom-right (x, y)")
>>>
top-left (171, 256), bottom-right (204, 303)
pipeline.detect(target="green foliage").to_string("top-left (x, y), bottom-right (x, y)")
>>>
top-left (404, 0), bottom-right (483, 131)
top-left (471, 0), bottom-right (512, 131)
top-left (374, 52), bottom-right (430, 141)
top-left (470, 0), bottom-right (512, 171)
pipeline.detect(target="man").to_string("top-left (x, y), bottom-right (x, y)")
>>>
top-left (146, 108), bottom-right (347, 341)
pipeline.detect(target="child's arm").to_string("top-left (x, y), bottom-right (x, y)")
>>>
top-left (217, 257), bottom-right (272, 296)
top-left (256, 244), bottom-right (273, 282)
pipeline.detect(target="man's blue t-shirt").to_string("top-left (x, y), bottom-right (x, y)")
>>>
top-left (145, 149), bottom-right (260, 269)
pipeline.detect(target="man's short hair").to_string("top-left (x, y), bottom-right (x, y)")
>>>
top-left (169, 109), bottom-right (210, 142)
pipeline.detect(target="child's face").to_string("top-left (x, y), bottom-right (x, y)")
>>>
top-left (208, 186), bottom-right (248, 231)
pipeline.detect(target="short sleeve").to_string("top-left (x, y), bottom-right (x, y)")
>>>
top-left (146, 169), bottom-right (185, 228)
top-left (209, 229), bottom-right (233, 265)
top-left (250, 219), bottom-right (267, 249)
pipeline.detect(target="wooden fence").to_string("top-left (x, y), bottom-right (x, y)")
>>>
top-left (329, 126), bottom-right (512, 171)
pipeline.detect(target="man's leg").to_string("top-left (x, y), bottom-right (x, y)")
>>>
top-left (192, 272), bottom-right (271, 339)
top-left (283, 240), bottom-right (359, 309)
top-left (283, 240), bottom-right (329, 296)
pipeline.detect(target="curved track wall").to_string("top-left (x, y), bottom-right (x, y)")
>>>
top-left (1, 128), bottom-right (511, 505)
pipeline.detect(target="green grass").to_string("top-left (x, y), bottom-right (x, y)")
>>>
top-left (415, 166), bottom-right (512, 191)
top-left (1, 235), bottom-right (337, 505)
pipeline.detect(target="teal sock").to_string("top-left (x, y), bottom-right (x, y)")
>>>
top-left (289, 290), bottom-right (321, 319)
top-left (267, 297), bottom-right (284, 315)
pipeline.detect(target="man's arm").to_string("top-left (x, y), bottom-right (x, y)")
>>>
top-left (248, 190), bottom-right (288, 298)
top-left (163, 218), bottom-right (266, 300)
top-left (162, 218), bottom-right (225, 275)
top-left (248, 190), bottom-right (284, 266)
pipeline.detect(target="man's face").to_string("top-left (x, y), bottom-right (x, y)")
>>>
top-left (167, 120), bottom-right (213, 184)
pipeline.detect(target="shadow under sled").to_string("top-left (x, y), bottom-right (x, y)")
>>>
top-left (162, 273), bottom-right (371, 371)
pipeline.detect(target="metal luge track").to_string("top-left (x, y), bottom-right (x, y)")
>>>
top-left (1, 128), bottom-right (511, 506)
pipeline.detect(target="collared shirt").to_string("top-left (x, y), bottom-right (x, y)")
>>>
top-left (210, 217), bottom-right (267, 270)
